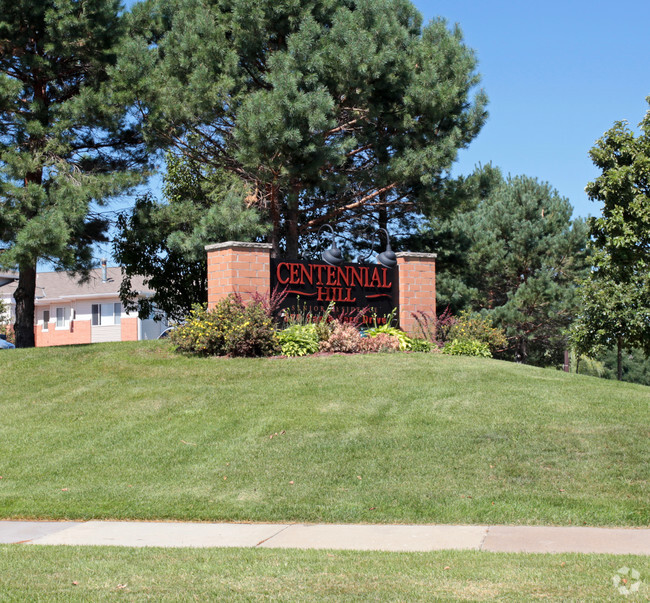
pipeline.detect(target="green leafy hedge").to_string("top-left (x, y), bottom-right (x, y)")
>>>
top-left (442, 338), bottom-right (491, 357)
top-left (276, 324), bottom-right (321, 357)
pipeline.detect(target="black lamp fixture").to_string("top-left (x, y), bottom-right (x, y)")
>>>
top-left (376, 227), bottom-right (397, 268)
top-left (316, 224), bottom-right (396, 267)
top-left (318, 224), bottom-right (344, 266)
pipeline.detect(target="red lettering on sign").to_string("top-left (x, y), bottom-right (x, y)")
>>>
top-left (381, 268), bottom-right (392, 288)
top-left (277, 262), bottom-right (290, 284)
top-left (289, 263), bottom-right (300, 284)
top-left (316, 286), bottom-right (356, 303)
top-left (370, 267), bottom-right (382, 288)
top-left (349, 266), bottom-right (364, 287)
top-left (326, 265), bottom-right (337, 286)
top-left (316, 265), bottom-right (327, 286)
top-left (360, 267), bottom-right (370, 287)
top-left (337, 266), bottom-right (350, 287)
top-left (342, 287), bottom-right (356, 302)
top-left (300, 264), bottom-right (313, 285)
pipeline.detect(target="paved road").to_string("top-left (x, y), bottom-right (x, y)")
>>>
top-left (1, 521), bottom-right (648, 554)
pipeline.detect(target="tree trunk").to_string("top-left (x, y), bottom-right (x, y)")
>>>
top-left (13, 162), bottom-right (43, 349)
top-left (285, 201), bottom-right (299, 260)
top-left (378, 207), bottom-right (388, 249)
top-left (14, 262), bottom-right (37, 348)
top-left (515, 337), bottom-right (527, 363)
top-left (617, 336), bottom-right (623, 381)
top-left (267, 183), bottom-right (282, 258)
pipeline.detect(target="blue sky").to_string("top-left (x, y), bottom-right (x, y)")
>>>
top-left (414, 0), bottom-right (650, 218)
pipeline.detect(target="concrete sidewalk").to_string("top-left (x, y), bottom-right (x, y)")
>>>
top-left (1, 520), bottom-right (648, 554)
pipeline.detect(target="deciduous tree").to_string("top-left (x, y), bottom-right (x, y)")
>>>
top-left (114, 154), bottom-right (265, 321)
top-left (571, 99), bottom-right (650, 378)
top-left (571, 272), bottom-right (649, 379)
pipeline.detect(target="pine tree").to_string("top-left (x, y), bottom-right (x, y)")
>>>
top-left (0, 0), bottom-right (148, 347)
top-left (431, 174), bottom-right (590, 365)
top-left (115, 0), bottom-right (487, 258)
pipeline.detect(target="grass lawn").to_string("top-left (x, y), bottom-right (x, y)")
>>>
top-left (1, 341), bottom-right (647, 526)
top-left (0, 545), bottom-right (647, 601)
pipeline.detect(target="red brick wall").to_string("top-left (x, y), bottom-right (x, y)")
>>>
top-left (34, 319), bottom-right (91, 347)
top-left (396, 252), bottom-right (437, 335)
top-left (205, 242), bottom-right (273, 309)
top-left (121, 317), bottom-right (139, 341)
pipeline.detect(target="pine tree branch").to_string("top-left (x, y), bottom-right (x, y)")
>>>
top-left (303, 183), bottom-right (400, 229)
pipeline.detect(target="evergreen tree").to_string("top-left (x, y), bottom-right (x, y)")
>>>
top-left (116, 0), bottom-right (487, 258)
top-left (0, 0), bottom-right (148, 347)
top-left (429, 174), bottom-right (590, 365)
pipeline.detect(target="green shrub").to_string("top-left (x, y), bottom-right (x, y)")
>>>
top-left (442, 338), bottom-right (491, 357)
top-left (0, 299), bottom-right (14, 344)
top-left (277, 324), bottom-right (320, 357)
top-left (0, 323), bottom-right (14, 345)
top-left (171, 297), bottom-right (279, 357)
top-left (409, 338), bottom-right (434, 353)
top-left (447, 311), bottom-right (507, 352)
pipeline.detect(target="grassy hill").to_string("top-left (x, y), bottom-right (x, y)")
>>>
top-left (1, 341), bottom-right (647, 526)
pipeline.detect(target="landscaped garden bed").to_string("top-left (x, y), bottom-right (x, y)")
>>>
top-left (169, 294), bottom-right (507, 359)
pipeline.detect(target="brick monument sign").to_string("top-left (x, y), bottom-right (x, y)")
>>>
top-left (205, 241), bottom-right (436, 334)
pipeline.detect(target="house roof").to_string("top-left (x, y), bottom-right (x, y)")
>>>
top-left (0, 270), bottom-right (18, 287)
top-left (0, 267), bottom-right (153, 303)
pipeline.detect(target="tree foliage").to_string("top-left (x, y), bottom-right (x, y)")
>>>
top-left (0, 0), bottom-right (148, 346)
top-left (116, 0), bottom-right (487, 257)
top-left (571, 99), bottom-right (650, 377)
top-left (571, 275), bottom-right (649, 379)
top-left (114, 154), bottom-right (265, 321)
top-left (423, 172), bottom-right (590, 365)
top-left (586, 100), bottom-right (650, 271)
top-left (595, 347), bottom-right (650, 386)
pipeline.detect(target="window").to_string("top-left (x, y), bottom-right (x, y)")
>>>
top-left (92, 303), bottom-right (122, 326)
top-left (55, 307), bottom-right (69, 329)
top-left (43, 310), bottom-right (50, 331)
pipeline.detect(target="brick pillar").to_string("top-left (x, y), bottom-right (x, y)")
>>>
top-left (205, 241), bottom-right (273, 309)
top-left (396, 252), bottom-right (437, 335)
